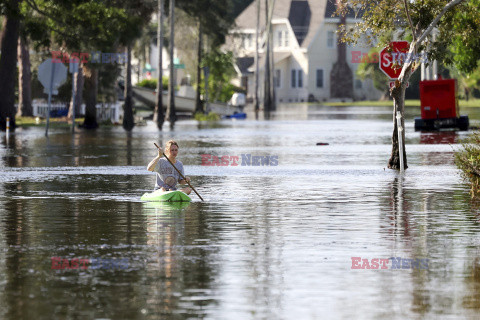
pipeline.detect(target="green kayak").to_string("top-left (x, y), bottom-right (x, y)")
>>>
top-left (141, 190), bottom-right (192, 202)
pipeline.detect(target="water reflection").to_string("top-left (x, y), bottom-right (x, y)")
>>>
top-left (419, 131), bottom-right (458, 145)
top-left (387, 174), bottom-right (411, 239)
top-left (462, 257), bottom-right (480, 310)
top-left (1, 105), bottom-right (480, 318)
top-left (142, 202), bottom-right (219, 317)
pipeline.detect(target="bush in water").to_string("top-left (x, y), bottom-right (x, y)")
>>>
top-left (455, 131), bottom-right (480, 196)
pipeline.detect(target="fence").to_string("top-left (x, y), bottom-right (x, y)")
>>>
top-left (30, 102), bottom-right (122, 123)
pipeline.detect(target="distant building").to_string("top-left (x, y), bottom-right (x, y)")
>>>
top-left (227, 0), bottom-right (382, 103)
top-left (135, 46), bottom-right (187, 87)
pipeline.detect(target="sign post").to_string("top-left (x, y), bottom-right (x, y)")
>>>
top-left (38, 59), bottom-right (67, 136)
top-left (69, 59), bottom-right (79, 133)
top-left (380, 41), bottom-right (409, 171)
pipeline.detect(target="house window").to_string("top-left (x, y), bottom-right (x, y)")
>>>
top-left (316, 69), bottom-right (324, 88)
top-left (244, 34), bottom-right (252, 49)
top-left (275, 69), bottom-right (281, 88)
top-left (292, 69), bottom-right (303, 88)
top-left (277, 31), bottom-right (289, 47)
top-left (327, 31), bottom-right (335, 48)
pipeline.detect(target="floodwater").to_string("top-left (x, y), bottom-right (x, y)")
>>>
top-left (0, 105), bottom-right (479, 319)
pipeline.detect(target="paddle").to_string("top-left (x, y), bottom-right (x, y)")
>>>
top-left (154, 143), bottom-right (204, 201)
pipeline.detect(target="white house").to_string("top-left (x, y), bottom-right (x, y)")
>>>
top-left (228, 0), bottom-right (382, 103)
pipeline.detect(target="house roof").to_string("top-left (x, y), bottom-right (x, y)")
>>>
top-left (235, 0), bottom-right (328, 48)
top-left (288, 1), bottom-right (310, 46)
top-left (250, 52), bottom-right (292, 72)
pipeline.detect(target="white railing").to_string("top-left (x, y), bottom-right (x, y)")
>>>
top-left (32, 103), bottom-right (68, 118)
top-left (94, 103), bottom-right (122, 123)
top-left (30, 101), bottom-right (122, 123)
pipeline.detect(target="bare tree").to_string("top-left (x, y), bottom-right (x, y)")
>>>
top-left (17, 34), bottom-right (33, 117)
top-left (82, 65), bottom-right (99, 129)
top-left (0, 0), bottom-right (20, 131)
top-left (254, 0), bottom-right (260, 117)
top-left (166, 0), bottom-right (176, 128)
top-left (68, 63), bottom-right (84, 120)
top-left (123, 44), bottom-right (135, 131)
top-left (195, 23), bottom-right (203, 114)
top-left (153, 0), bottom-right (165, 130)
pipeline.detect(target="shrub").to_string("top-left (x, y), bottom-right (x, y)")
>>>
top-left (136, 77), bottom-right (168, 91)
top-left (194, 112), bottom-right (220, 121)
top-left (455, 131), bottom-right (480, 196)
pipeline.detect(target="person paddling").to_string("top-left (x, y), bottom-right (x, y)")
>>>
top-left (147, 140), bottom-right (192, 195)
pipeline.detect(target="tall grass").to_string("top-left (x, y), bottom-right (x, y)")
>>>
top-left (455, 131), bottom-right (480, 196)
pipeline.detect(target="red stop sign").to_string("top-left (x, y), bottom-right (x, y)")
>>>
top-left (379, 41), bottom-right (410, 79)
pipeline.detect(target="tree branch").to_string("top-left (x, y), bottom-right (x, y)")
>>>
top-left (403, 0), bottom-right (416, 44)
top-left (23, 0), bottom-right (91, 44)
top-left (417, 0), bottom-right (465, 45)
top-left (24, 0), bottom-right (64, 26)
top-left (397, 0), bottom-right (465, 83)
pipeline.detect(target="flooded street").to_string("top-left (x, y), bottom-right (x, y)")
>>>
top-left (1, 105), bottom-right (479, 319)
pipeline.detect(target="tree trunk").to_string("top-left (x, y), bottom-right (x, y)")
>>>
top-left (270, 24), bottom-right (276, 111)
top-left (195, 23), bottom-right (203, 114)
top-left (387, 0), bottom-right (463, 170)
top-left (82, 65), bottom-right (99, 129)
top-left (153, 0), bottom-right (165, 130)
top-left (123, 44), bottom-right (135, 131)
top-left (254, 0), bottom-right (260, 117)
top-left (166, 0), bottom-right (176, 128)
top-left (137, 51), bottom-right (142, 83)
top-left (263, 0), bottom-right (271, 119)
top-left (68, 63), bottom-right (84, 119)
top-left (0, 0), bottom-right (20, 131)
top-left (16, 34), bottom-right (33, 117)
top-left (388, 82), bottom-right (408, 170)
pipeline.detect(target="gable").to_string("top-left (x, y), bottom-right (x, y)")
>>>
top-left (235, 0), bottom-right (328, 48)
top-left (288, 1), bottom-right (311, 46)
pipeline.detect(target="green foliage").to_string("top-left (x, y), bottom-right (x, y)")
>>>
top-left (449, 0), bottom-right (480, 73)
top-left (355, 48), bottom-right (387, 94)
top-left (178, 0), bottom-right (236, 46)
top-left (201, 48), bottom-right (237, 103)
top-left (194, 111), bottom-right (220, 121)
top-left (455, 131), bottom-right (480, 197)
top-left (137, 77), bottom-right (169, 91)
top-left (449, 66), bottom-right (480, 100)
